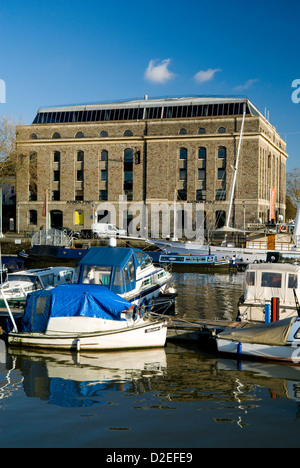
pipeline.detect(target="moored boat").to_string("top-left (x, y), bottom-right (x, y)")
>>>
top-left (0, 266), bottom-right (75, 309)
top-left (237, 263), bottom-right (300, 323)
top-left (6, 284), bottom-right (168, 351)
top-left (157, 253), bottom-right (232, 272)
top-left (216, 316), bottom-right (300, 363)
top-left (75, 246), bottom-right (172, 306)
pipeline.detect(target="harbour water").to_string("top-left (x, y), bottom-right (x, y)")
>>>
top-left (0, 271), bottom-right (300, 448)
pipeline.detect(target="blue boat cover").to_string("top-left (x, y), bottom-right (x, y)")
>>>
top-left (22, 284), bottom-right (133, 333)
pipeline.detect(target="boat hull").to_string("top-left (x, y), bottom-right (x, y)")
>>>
top-left (217, 338), bottom-right (300, 363)
top-left (7, 319), bottom-right (168, 351)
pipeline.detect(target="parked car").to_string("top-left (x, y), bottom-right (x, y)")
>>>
top-left (91, 223), bottom-right (126, 238)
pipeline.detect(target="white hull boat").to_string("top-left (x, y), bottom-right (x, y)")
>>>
top-left (0, 266), bottom-right (75, 308)
top-left (6, 284), bottom-right (168, 351)
top-left (238, 263), bottom-right (300, 323)
top-left (217, 317), bottom-right (300, 363)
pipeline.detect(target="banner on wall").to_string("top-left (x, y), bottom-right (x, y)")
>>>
top-left (270, 188), bottom-right (276, 221)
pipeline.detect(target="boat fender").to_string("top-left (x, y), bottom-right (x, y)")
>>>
top-left (237, 342), bottom-right (242, 356)
top-left (146, 299), bottom-right (153, 313)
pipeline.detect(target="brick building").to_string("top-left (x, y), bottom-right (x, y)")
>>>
top-left (15, 96), bottom-right (287, 236)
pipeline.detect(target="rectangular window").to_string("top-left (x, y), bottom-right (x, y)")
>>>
top-left (52, 190), bottom-right (60, 201)
top-left (196, 190), bottom-right (206, 201)
top-left (246, 271), bottom-right (255, 286)
top-left (218, 168), bottom-right (226, 180)
top-left (75, 190), bottom-right (84, 201)
top-left (198, 169), bottom-right (206, 180)
top-left (53, 170), bottom-right (60, 181)
top-left (101, 170), bottom-right (107, 181)
top-left (216, 189), bottom-right (226, 200)
top-left (288, 274), bottom-right (298, 289)
top-left (261, 272), bottom-right (282, 288)
top-left (77, 169), bottom-right (83, 181)
top-left (179, 168), bottom-right (187, 180)
top-left (99, 190), bottom-right (108, 201)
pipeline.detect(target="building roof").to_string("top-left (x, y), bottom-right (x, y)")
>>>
top-left (32, 95), bottom-right (263, 125)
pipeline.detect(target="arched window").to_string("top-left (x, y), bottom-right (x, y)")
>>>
top-left (124, 130), bottom-right (133, 136)
top-left (198, 128), bottom-right (206, 134)
top-left (77, 150), bottom-right (84, 162)
top-left (75, 131), bottom-right (84, 138)
top-left (179, 128), bottom-right (187, 135)
top-left (218, 127), bottom-right (226, 134)
top-left (100, 131), bottom-right (108, 137)
top-left (101, 150), bottom-right (108, 161)
top-left (54, 151), bottom-right (60, 162)
top-left (52, 132), bottom-right (61, 139)
top-left (179, 148), bottom-right (187, 159)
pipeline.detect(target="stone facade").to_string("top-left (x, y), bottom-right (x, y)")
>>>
top-left (15, 97), bottom-right (287, 236)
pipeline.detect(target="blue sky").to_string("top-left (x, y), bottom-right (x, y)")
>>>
top-left (0, 0), bottom-right (299, 171)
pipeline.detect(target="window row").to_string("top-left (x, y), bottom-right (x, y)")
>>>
top-left (177, 189), bottom-right (227, 201)
top-left (179, 147), bottom-right (227, 159)
top-left (30, 127), bottom-right (227, 140)
top-left (32, 101), bottom-right (250, 124)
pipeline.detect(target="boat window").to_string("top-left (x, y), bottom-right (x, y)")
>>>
top-left (261, 272), bottom-right (282, 288)
top-left (36, 296), bottom-right (48, 315)
top-left (128, 257), bottom-right (135, 282)
top-left (7, 274), bottom-right (38, 284)
top-left (111, 267), bottom-right (125, 294)
top-left (140, 255), bottom-right (152, 270)
top-left (246, 271), bottom-right (255, 286)
top-left (81, 265), bottom-right (111, 286)
top-left (294, 328), bottom-right (300, 340)
top-left (40, 274), bottom-right (55, 288)
top-left (135, 251), bottom-right (142, 265)
top-left (288, 274), bottom-right (298, 289)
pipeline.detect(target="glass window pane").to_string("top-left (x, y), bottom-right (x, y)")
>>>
top-left (261, 272), bottom-right (282, 288)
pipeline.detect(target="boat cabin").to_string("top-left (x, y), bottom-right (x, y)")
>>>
top-left (238, 263), bottom-right (300, 322)
top-left (75, 247), bottom-right (161, 297)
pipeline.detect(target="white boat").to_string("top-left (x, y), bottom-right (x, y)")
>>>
top-left (216, 316), bottom-right (300, 363)
top-left (6, 284), bottom-right (168, 351)
top-left (237, 263), bottom-right (300, 323)
top-left (75, 246), bottom-right (172, 306)
top-left (0, 266), bottom-right (75, 308)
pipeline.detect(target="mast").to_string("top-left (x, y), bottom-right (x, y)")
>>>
top-left (225, 102), bottom-right (246, 228)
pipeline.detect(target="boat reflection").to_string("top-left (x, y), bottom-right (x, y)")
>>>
top-left (0, 341), bottom-right (299, 414)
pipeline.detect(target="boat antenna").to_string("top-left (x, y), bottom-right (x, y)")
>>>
top-left (225, 102), bottom-right (246, 228)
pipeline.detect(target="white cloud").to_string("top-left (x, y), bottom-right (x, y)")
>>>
top-left (194, 68), bottom-right (221, 83)
top-left (235, 78), bottom-right (259, 90)
top-left (144, 59), bottom-right (175, 84)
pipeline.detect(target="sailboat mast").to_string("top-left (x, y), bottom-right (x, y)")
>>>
top-left (225, 102), bottom-right (246, 228)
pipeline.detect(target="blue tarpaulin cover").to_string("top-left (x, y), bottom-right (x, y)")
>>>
top-left (22, 284), bottom-right (133, 333)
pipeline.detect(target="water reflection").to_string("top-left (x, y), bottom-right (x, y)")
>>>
top-left (172, 272), bottom-right (245, 321)
top-left (0, 342), bottom-right (299, 410)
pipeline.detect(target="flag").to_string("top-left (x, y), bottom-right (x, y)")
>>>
top-left (42, 189), bottom-right (47, 217)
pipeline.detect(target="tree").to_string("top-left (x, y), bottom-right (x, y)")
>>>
top-left (286, 168), bottom-right (300, 208)
top-left (0, 116), bottom-right (20, 182)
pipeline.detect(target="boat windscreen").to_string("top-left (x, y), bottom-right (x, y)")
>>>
top-left (80, 265), bottom-right (112, 286)
top-left (7, 275), bottom-right (39, 284)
